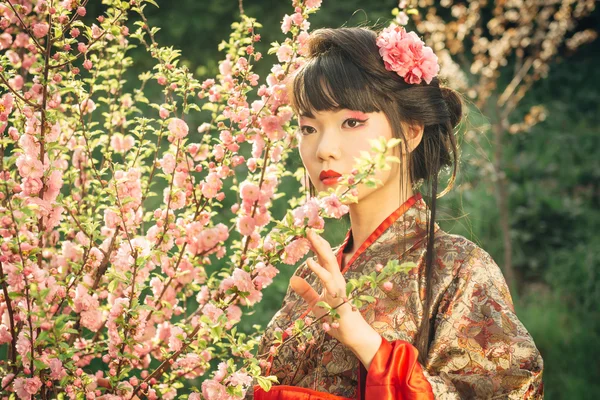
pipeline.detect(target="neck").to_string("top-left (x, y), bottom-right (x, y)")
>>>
top-left (346, 174), bottom-right (414, 254)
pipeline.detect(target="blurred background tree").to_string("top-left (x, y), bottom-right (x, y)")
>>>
top-left (84, 0), bottom-right (600, 397)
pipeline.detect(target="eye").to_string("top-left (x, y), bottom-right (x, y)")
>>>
top-left (343, 118), bottom-right (367, 129)
top-left (299, 125), bottom-right (317, 136)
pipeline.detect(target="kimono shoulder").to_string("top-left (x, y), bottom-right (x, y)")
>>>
top-left (422, 233), bottom-right (544, 399)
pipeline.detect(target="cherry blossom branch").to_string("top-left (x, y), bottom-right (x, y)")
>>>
top-left (1, 182), bottom-right (35, 377)
top-left (5, 0), bottom-right (45, 53)
top-left (49, 9), bottom-right (125, 70)
top-left (0, 260), bottom-right (17, 374)
top-left (0, 74), bottom-right (39, 109)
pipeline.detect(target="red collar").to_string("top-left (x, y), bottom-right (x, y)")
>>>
top-left (336, 192), bottom-right (423, 274)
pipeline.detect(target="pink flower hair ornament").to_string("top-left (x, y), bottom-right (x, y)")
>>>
top-left (376, 24), bottom-right (440, 85)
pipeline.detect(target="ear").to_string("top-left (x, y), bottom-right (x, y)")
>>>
top-left (402, 121), bottom-right (424, 154)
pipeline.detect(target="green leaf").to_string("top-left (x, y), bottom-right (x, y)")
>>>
top-left (34, 359), bottom-right (49, 371)
top-left (358, 295), bottom-right (376, 303)
top-left (316, 301), bottom-right (331, 310)
top-left (256, 375), bottom-right (274, 392)
top-left (108, 279), bottom-right (119, 293)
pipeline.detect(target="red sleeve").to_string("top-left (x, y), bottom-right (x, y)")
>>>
top-left (358, 337), bottom-right (434, 400)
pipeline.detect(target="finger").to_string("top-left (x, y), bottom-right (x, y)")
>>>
top-left (290, 276), bottom-right (320, 310)
top-left (306, 229), bottom-right (338, 273)
top-left (306, 258), bottom-right (343, 299)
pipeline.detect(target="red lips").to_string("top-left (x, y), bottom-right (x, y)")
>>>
top-left (319, 169), bottom-right (342, 186)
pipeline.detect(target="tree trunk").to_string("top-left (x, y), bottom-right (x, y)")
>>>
top-left (492, 122), bottom-right (516, 291)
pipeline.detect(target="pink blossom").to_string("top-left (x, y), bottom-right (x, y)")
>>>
top-left (14, 33), bottom-right (29, 48)
top-left (305, 0), bottom-right (322, 8)
top-left (49, 358), bottom-right (67, 380)
top-left (213, 362), bottom-right (228, 382)
top-left (88, 247), bottom-right (104, 269)
top-left (0, 32), bottom-right (12, 50)
top-left (13, 376), bottom-right (42, 400)
top-left (231, 268), bottom-right (254, 292)
top-left (16, 331), bottom-right (31, 359)
top-left (0, 324), bottom-right (12, 344)
top-left (196, 286), bottom-right (210, 305)
top-left (2, 374), bottom-right (15, 392)
top-left (227, 370), bottom-right (253, 387)
top-left (159, 107), bottom-right (169, 119)
top-left (168, 326), bottom-right (186, 352)
top-left (114, 168), bottom-right (143, 209)
top-left (22, 177), bottom-right (43, 196)
top-left (32, 23), bottom-right (49, 38)
top-left (45, 205), bottom-right (64, 231)
top-left (201, 172), bottom-right (222, 199)
top-left (91, 24), bottom-right (103, 39)
top-left (44, 169), bottom-right (63, 202)
top-left (283, 238), bottom-right (311, 265)
top-left (292, 12), bottom-right (304, 26)
top-left (225, 305), bottom-right (242, 328)
top-left (240, 181), bottom-right (260, 202)
top-left (83, 59), bottom-right (92, 70)
top-left (46, 121), bottom-right (61, 142)
top-left (202, 379), bottom-right (227, 400)
top-left (16, 155), bottom-right (44, 179)
top-left (160, 153), bottom-right (176, 174)
top-left (163, 187), bottom-right (186, 210)
top-left (259, 115), bottom-right (284, 140)
top-left (281, 15), bottom-right (293, 34)
top-left (276, 44), bottom-right (294, 63)
top-left (219, 57), bottom-right (232, 76)
top-left (202, 303), bottom-right (224, 323)
top-left (173, 353), bottom-right (206, 379)
top-left (253, 263), bottom-right (279, 290)
top-left (80, 98), bottom-right (96, 114)
top-left (293, 197), bottom-right (324, 228)
top-left (383, 281), bottom-right (394, 291)
top-left (168, 118), bottom-right (189, 139)
top-left (77, 42), bottom-right (88, 53)
top-left (320, 194), bottom-right (349, 219)
top-left (236, 215), bottom-right (256, 236)
top-left (396, 11), bottom-right (409, 26)
top-left (74, 284), bottom-right (98, 312)
top-left (81, 309), bottom-right (103, 332)
top-left (376, 25), bottom-right (439, 85)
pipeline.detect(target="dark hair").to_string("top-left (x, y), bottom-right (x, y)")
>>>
top-left (288, 27), bottom-right (463, 364)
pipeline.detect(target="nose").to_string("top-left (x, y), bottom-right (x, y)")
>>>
top-left (316, 130), bottom-right (341, 162)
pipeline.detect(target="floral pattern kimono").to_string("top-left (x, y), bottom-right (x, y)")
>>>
top-left (246, 192), bottom-right (544, 399)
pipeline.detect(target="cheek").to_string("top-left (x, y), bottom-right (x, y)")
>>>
top-left (298, 141), bottom-right (315, 172)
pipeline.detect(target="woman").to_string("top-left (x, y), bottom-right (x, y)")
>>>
top-left (248, 26), bottom-right (544, 399)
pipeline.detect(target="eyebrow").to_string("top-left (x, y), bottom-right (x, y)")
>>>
top-left (298, 111), bottom-right (315, 119)
top-left (299, 107), bottom-right (346, 119)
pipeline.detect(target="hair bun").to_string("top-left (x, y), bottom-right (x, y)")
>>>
top-left (440, 86), bottom-right (463, 129)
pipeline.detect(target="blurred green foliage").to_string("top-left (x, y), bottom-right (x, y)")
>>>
top-left (86, 0), bottom-right (600, 397)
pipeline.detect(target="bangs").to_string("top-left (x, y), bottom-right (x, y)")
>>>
top-left (291, 50), bottom-right (384, 117)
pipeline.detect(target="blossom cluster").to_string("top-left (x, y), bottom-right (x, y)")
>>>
top-left (0, 0), bottom-right (339, 399)
top-left (0, 0), bottom-right (409, 399)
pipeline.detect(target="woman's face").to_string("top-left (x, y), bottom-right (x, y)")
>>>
top-left (297, 108), bottom-right (401, 201)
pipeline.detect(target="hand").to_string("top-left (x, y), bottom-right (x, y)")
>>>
top-left (289, 228), bottom-right (374, 349)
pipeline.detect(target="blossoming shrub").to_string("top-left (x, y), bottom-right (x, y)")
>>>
top-left (0, 0), bottom-right (412, 398)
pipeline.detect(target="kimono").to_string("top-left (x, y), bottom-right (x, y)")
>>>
top-left (246, 192), bottom-right (544, 399)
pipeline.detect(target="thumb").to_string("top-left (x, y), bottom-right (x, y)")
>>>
top-left (290, 276), bottom-right (319, 309)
